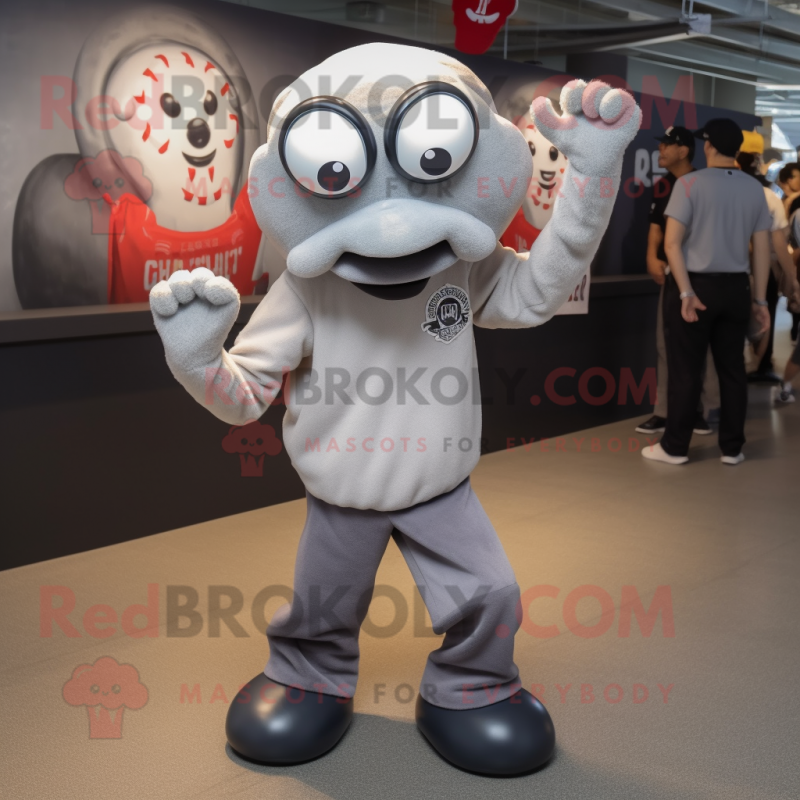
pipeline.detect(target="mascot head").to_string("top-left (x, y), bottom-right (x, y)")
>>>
top-left (249, 43), bottom-right (532, 292)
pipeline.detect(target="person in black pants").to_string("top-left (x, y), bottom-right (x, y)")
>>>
top-left (636, 125), bottom-right (717, 436)
top-left (643, 119), bottom-right (772, 466)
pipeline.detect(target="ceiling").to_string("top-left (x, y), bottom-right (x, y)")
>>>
top-left (226, 0), bottom-right (800, 149)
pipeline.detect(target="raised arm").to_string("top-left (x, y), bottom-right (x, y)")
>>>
top-left (470, 80), bottom-right (641, 328)
top-left (150, 269), bottom-right (313, 425)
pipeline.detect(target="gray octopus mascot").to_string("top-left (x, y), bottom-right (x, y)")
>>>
top-left (150, 43), bottom-right (641, 776)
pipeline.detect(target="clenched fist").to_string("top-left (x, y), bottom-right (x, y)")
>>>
top-left (531, 80), bottom-right (642, 178)
top-left (150, 267), bottom-right (240, 373)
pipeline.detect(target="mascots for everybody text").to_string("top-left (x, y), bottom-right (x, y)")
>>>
top-left (150, 43), bottom-right (641, 775)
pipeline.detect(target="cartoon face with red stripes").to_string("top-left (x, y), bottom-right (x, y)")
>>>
top-left (517, 112), bottom-right (568, 231)
top-left (106, 44), bottom-right (242, 231)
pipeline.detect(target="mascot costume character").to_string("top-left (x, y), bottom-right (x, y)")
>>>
top-left (150, 43), bottom-right (641, 776)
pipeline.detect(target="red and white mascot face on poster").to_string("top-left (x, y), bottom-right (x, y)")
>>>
top-left (517, 110), bottom-right (568, 231)
top-left (106, 44), bottom-right (243, 231)
top-left (452, 0), bottom-right (518, 54)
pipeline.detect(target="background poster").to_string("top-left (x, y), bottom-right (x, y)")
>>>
top-left (1, 0), bottom-right (760, 315)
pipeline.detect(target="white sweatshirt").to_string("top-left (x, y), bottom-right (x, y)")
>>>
top-left (164, 167), bottom-right (616, 510)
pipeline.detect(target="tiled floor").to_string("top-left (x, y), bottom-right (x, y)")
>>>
top-left (1, 311), bottom-right (797, 799)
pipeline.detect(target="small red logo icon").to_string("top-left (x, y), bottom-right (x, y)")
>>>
top-left (64, 149), bottom-right (153, 233)
top-left (221, 420), bottom-right (282, 476)
top-left (62, 656), bottom-right (148, 739)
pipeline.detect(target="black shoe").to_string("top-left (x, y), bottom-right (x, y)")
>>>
top-left (226, 673), bottom-right (353, 764)
top-left (693, 415), bottom-right (712, 435)
top-left (747, 370), bottom-right (781, 384)
top-left (416, 689), bottom-right (555, 776)
top-left (635, 415), bottom-right (666, 434)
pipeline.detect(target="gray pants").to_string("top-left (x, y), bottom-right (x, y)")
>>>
top-left (264, 478), bottom-right (522, 710)
top-left (656, 282), bottom-right (720, 417)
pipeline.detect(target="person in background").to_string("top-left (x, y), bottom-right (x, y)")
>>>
top-left (738, 137), bottom-right (800, 381)
top-left (788, 208), bottom-right (800, 342)
top-left (636, 126), bottom-right (717, 436)
top-left (777, 162), bottom-right (800, 215)
top-left (777, 163), bottom-right (800, 341)
top-left (643, 118), bottom-right (772, 466)
top-left (763, 148), bottom-right (783, 170)
top-left (775, 338), bottom-right (800, 403)
top-left (777, 161), bottom-right (800, 387)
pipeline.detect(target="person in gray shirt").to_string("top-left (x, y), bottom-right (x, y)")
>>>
top-left (636, 125), bottom-right (717, 437)
top-left (642, 118), bottom-right (772, 465)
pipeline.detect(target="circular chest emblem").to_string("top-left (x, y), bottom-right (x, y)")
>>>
top-left (421, 284), bottom-right (471, 344)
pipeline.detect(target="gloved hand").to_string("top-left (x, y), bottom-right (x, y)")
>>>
top-left (149, 268), bottom-right (240, 373)
top-left (531, 80), bottom-right (642, 178)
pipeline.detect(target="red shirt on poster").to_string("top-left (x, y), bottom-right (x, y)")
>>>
top-left (500, 207), bottom-right (541, 253)
top-left (106, 185), bottom-right (264, 304)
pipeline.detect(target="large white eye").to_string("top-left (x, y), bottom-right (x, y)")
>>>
top-left (386, 83), bottom-right (478, 183)
top-left (279, 98), bottom-right (376, 198)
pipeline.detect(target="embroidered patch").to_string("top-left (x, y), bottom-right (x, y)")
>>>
top-left (421, 284), bottom-right (471, 344)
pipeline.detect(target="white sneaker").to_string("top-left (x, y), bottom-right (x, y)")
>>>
top-left (721, 453), bottom-right (745, 465)
top-left (642, 442), bottom-right (689, 465)
top-left (772, 385), bottom-right (795, 404)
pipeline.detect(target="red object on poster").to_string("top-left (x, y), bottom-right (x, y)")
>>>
top-left (106, 184), bottom-right (265, 304)
top-left (500, 207), bottom-right (541, 252)
top-left (452, 0), bottom-right (518, 54)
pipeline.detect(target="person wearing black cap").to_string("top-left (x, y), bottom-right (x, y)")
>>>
top-left (636, 125), bottom-right (718, 436)
top-left (643, 118), bottom-right (772, 466)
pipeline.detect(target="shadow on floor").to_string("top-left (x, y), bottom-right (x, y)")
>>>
top-left (223, 712), bottom-right (689, 800)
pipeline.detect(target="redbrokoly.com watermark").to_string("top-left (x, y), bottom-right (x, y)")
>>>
top-left (41, 583), bottom-right (675, 640)
top-left (203, 365), bottom-right (657, 410)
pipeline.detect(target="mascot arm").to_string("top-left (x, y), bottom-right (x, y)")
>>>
top-left (468, 165), bottom-right (611, 329)
top-left (470, 79), bottom-right (642, 329)
top-left (150, 270), bottom-right (313, 425)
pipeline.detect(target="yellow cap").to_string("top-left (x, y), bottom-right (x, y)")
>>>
top-left (740, 130), bottom-right (764, 154)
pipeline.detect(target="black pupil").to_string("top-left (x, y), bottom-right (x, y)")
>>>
top-left (528, 142), bottom-right (536, 157)
top-left (92, 177), bottom-right (102, 188)
top-left (204, 91), bottom-right (217, 116)
top-left (318, 161), bottom-right (350, 193)
top-left (549, 146), bottom-right (558, 161)
top-left (420, 148), bottom-right (452, 177)
top-left (160, 93), bottom-right (181, 118)
top-left (115, 178), bottom-right (124, 188)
